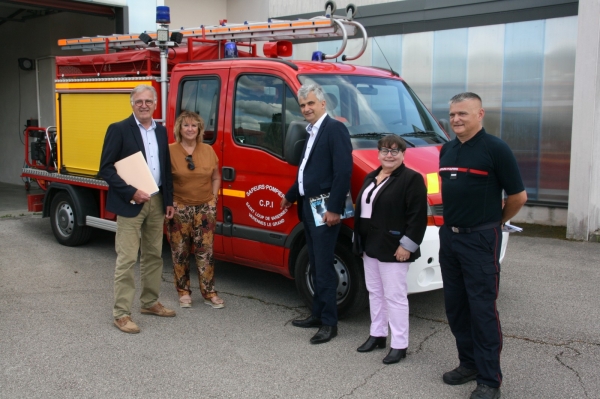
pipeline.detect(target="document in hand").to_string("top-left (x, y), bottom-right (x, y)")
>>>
top-left (502, 223), bottom-right (523, 233)
top-left (114, 151), bottom-right (159, 196)
top-left (309, 191), bottom-right (354, 227)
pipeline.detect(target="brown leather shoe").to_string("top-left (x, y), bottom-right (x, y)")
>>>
top-left (114, 316), bottom-right (140, 334)
top-left (141, 302), bottom-right (176, 317)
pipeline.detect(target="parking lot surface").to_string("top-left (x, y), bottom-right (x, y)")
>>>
top-left (0, 211), bottom-right (599, 398)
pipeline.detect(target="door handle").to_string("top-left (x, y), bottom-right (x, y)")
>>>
top-left (222, 166), bottom-right (236, 181)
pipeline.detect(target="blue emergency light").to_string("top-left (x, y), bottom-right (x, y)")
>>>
top-left (156, 6), bottom-right (170, 24)
top-left (311, 51), bottom-right (325, 62)
top-left (225, 42), bottom-right (238, 58)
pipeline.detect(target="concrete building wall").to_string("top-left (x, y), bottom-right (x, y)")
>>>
top-left (227, 0), bottom-right (269, 25)
top-left (166, 0), bottom-right (227, 28)
top-left (567, 0), bottom-right (600, 240)
top-left (269, 0), bottom-right (391, 16)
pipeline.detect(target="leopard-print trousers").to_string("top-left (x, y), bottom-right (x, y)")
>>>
top-left (166, 201), bottom-right (218, 299)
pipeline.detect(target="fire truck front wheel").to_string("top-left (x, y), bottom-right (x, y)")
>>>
top-left (50, 192), bottom-right (92, 246)
top-left (294, 243), bottom-right (368, 319)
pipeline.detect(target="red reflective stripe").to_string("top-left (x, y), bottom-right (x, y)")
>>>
top-left (469, 168), bottom-right (488, 176)
top-left (439, 167), bottom-right (488, 176)
top-left (439, 167), bottom-right (468, 172)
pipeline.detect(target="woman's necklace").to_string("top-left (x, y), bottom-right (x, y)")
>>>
top-left (375, 170), bottom-right (391, 185)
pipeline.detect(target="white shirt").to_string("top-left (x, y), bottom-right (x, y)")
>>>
top-left (359, 181), bottom-right (388, 218)
top-left (134, 115), bottom-right (161, 187)
top-left (298, 113), bottom-right (328, 196)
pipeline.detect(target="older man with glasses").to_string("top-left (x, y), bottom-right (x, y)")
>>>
top-left (100, 84), bottom-right (176, 334)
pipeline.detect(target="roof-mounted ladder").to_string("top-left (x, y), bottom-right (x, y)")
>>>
top-left (58, 16), bottom-right (362, 51)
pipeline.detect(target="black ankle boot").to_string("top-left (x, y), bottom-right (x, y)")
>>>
top-left (382, 348), bottom-right (407, 364)
top-left (357, 336), bottom-right (387, 352)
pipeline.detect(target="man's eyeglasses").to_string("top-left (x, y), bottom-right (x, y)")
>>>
top-left (185, 155), bottom-right (195, 170)
top-left (379, 147), bottom-right (400, 156)
top-left (132, 99), bottom-right (155, 107)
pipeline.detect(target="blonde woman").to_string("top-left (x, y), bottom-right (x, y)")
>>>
top-left (166, 110), bottom-right (224, 309)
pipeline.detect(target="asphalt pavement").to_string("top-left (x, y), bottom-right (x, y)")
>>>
top-left (0, 183), bottom-right (599, 398)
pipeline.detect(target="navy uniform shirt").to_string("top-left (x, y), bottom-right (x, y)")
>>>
top-left (439, 128), bottom-right (524, 227)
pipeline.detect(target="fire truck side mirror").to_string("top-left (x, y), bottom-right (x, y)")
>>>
top-left (284, 121), bottom-right (309, 166)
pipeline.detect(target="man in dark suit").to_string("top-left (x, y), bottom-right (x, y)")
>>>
top-left (100, 84), bottom-right (176, 334)
top-left (280, 84), bottom-right (353, 344)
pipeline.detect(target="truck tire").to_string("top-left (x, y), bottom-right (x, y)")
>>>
top-left (50, 192), bottom-right (92, 246)
top-left (294, 243), bottom-right (368, 319)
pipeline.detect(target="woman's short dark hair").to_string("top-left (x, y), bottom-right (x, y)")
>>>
top-left (377, 134), bottom-right (407, 152)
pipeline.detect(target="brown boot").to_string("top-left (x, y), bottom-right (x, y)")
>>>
top-left (114, 316), bottom-right (140, 334)
top-left (141, 302), bottom-right (176, 317)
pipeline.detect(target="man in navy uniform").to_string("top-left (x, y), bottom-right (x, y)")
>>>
top-left (280, 84), bottom-right (353, 344)
top-left (439, 92), bottom-right (527, 399)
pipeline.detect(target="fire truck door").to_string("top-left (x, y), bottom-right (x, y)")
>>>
top-left (221, 71), bottom-right (304, 269)
top-left (176, 71), bottom-right (229, 256)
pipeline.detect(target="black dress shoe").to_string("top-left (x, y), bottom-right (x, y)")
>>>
top-left (357, 336), bottom-right (387, 352)
top-left (292, 315), bottom-right (322, 328)
top-left (470, 384), bottom-right (500, 399)
top-left (382, 348), bottom-right (407, 364)
top-left (310, 325), bottom-right (338, 344)
top-left (442, 366), bottom-right (478, 385)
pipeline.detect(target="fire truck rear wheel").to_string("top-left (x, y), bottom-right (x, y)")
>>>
top-left (50, 192), bottom-right (92, 246)
top-left (294, 243), bottom-right (368, 319)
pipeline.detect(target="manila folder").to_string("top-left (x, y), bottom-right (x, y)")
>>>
top-left (114, 151), bottom-right (159, 196)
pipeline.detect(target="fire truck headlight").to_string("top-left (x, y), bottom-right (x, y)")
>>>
top-left (157, 28), bottom-right (169, 42)
top-left (139, 33), bottom-right (152, 45)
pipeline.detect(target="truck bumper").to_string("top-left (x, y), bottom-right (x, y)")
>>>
top-left (406, 226), bottom-right (510, 294)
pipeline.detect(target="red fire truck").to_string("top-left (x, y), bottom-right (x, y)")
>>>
top-left (22, 2), bottom-right (509, 316)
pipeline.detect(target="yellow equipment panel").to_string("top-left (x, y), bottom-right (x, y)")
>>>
top-left (59, 93), bottom-right (131, 176)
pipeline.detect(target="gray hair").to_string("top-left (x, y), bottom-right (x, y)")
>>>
top-left (298, 84), bottom-right (325, 102)
top-left (130, 84), bottom-right (157, 102)
top-left (449, 92), bottom-right (482, 105)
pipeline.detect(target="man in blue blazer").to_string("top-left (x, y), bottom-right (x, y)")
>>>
top-left (281, 84), bottom-right (353, 344)
top-left (99, 84), bottom-right (175, 334)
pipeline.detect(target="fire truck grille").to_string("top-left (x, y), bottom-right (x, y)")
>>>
top-left (431, 204), bottom-right (443, 216)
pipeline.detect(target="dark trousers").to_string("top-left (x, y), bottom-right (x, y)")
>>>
top-left (302, 197), bottom-right (341, 326)
top-left (439, 224), bottom-right (503, 388)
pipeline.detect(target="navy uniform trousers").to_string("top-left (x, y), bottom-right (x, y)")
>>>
top-left (302, 197), bottom-right (341, 327)
top-left (439, 224), bottom-right (503, 388)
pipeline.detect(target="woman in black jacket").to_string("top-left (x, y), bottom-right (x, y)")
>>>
top-left (353, 135), bottom-right (428, 364)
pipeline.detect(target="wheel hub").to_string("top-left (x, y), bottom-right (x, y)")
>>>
top-left (305, 255), bottom-right (350, 305)
top-left (56, 203), bottom-right (74, 236)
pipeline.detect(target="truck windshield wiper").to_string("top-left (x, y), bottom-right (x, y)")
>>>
top-left (351, 133), bottom-right (386, 138)
top-left (399, 131), bottom-right (446, 143)
top-left (352, 132), bottom-right (416, 147)
top-left (399, 125), bottom-right (442, 142)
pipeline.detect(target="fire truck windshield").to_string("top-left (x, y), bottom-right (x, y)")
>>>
top-left (298, 74), bottom-right (449, 148)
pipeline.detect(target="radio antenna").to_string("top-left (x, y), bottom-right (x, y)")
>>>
top-left (372, 37), bottom-right (398, 76)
